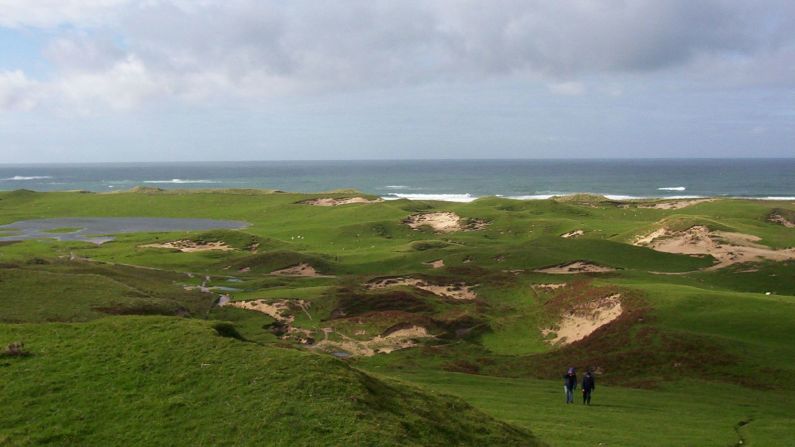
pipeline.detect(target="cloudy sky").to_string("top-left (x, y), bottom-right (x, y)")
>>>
top-left (0, 0), bottom-right (793, 162)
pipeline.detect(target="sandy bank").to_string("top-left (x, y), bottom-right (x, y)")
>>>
top-left (634, 225), bottom-right (795, 269)
top-left (365, 277), bottom-right (477, 300)
top-left (542, 294), bottom-right (622, 345)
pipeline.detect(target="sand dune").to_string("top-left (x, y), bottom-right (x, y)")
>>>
top-left (403, 212), bottom-right (488, 233)
top-left (635, 225), bottom-right (795, 269)
top-left (542, 294), bottom-right (622, 345)
top-left (366, 277), bottom-right (477, 300)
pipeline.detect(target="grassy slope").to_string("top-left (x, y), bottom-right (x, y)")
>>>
top-left (0, 317), bottom-right (538, 447)
top-left (378, 370), bottom-right (794, 447)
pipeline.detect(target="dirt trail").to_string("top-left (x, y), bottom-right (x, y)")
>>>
top-left (534, 261), bottom-right (616, 274)
top-left (300, 197), bottom-right (382, 206)
top-left (365, 277), bottom-right (477, 300)
top-left (140, 240), bottom-right (233, 252)
top-left (635, 225), bottom-right (795, 269)
top-left (542, 294), bottom-right (622, 345)
top-left (561, 230), bottom-right (584, 238)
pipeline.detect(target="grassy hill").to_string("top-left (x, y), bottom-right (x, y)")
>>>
top-left (0, 317), bottom-right (538, 446)
top-left (1, 188), bottom-right (794, 445)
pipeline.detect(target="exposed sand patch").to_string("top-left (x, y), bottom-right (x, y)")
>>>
top-left (634, 228), bottom-right (668, 245)
top-left (225, 299), bottom-right (308, 323)
top-left (542, 294), bottom-right (623, 345)
top-left (533, 283), bottom-right (568, 292)
top-left (224, 298), bottom-right (314, 343)
top-left (561, 230), bottom-right (584, 239)
top-left (365, 277), bottom-right (477, 300)
top-left (301, 197), bottom-right (382, 206)
top-left (403, 212), bottom-right (488, 233)
top-left (634, 225), bottom-right (795, 269)
top-left (140, 240), bottom-right (233, 252)
top-left (425, 259), bottom-right (445, 269)
top-left (534, 261), bottom-right (616, 274)
top-left (637, 199), bottom-right (714, 210)
top-left (314, 325), bottom-right (432, 356)
top-left (269, 262), bottom-right (320, 276)
top-left (768, 213), bottom-right (795, 228)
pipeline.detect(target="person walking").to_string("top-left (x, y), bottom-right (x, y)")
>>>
top-left (563, 367), bottom-right (577, 404)
top-left (582, 370), bottom-right (596, 405)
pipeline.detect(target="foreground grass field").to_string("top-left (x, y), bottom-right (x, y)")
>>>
top-left (1, 188), bottom-right (794, 445)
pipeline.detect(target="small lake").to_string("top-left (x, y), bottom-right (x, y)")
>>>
top-left (0, 217), bottom-right (249, 244)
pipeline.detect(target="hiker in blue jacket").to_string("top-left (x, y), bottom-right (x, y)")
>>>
top-left (563, 367), bottom-right (577, 404)
top-left (582, 370), bottom-right (596, 405)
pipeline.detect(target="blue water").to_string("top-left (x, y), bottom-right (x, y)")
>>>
top-left (1, 159), bottom-right (793, 201)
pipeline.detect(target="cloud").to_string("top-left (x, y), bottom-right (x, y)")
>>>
top-left (548, 81), bottom-right (585, 96)
top-left (0, 70), bottom-right (41, 111)
top-left (0, 0), bottom-right (131, 28)
top-left (1, 0), bottom-right (794, 111)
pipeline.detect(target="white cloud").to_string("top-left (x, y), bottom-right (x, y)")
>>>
top-left (0, 0), bottom-right (131, 28)
top-left (548, 81), bottom-right (586, 96)
top-left (0, 70), bottom-right (41, 111)
top-left (55, 55), bottom-right (166, 111)
top-left (1, 0), bottom-right (794, 111)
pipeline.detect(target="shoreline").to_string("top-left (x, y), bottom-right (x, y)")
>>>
top-left (1, 187), bottom-right (793, 203)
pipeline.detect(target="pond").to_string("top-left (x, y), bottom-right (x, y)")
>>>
top-left (0, 217), bottom-right (249, 244)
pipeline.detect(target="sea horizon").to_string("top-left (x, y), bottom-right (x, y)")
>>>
top-left (2, 158), bottom-right (794, 201)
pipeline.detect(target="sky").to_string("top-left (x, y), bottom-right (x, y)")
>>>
top-left (0, 0), bottom-right (793, 163)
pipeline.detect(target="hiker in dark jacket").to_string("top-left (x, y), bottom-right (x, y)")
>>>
top-left (563, 367), bottom-right (577, 404)
top-left (582, 370), bottom-right (596, 405)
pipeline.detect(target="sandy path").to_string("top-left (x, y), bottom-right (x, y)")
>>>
top-left (542, 294), bottom-right (622, 345)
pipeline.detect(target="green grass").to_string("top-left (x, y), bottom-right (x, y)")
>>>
top-left (0, 318), bottom-right (539, 446)
top-left (1, 189), bottom-right (795, 445)
top-left (42, 227), bottom-right (82, 234)
top-left (375, 369), bottom-right (795, 447)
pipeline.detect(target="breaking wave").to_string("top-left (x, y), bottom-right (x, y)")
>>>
top-left (658, 186), bottom-right (686, 191)
top-left (383, 193), bottom-right (476, 202)
top-left (3, 176), bottom-right (53, 181)
top-left (142, 179), bottom-right (220, 184)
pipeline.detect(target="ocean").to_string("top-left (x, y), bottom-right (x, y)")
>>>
top-left (1, 159), bottom-right (794, 201)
